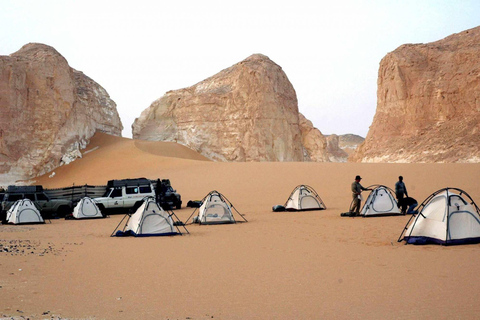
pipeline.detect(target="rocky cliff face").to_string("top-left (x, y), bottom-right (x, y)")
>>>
top-left (0, 43), bottom-right (123, 185)
top-left (133, 54), bottom-right (328, 162)
top-left (352, 27), bottom-right (480, 163)
top-left (325, 134), bottom-right (364, 162)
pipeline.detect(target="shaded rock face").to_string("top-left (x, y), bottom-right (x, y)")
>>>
top-left (352, 27), bottom-right (480, 163)
top-left (298, 113), bottom-right (329, 162)
top-left (133, 54), bottom-right (328, 162)
top-left (325, 134), bottom-right (364, 162)
top-left (0, 43), bottom-right (123, 185)
top-left (326, 135), bottom-right (348, 162)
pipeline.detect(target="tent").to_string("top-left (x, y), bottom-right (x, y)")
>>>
top-left (112, 197), bottom-right (187, 237)
top-left (6, 199), bottom-right (44, 224)
top-left (72, 197), bottom-right (104, 219)
top-left (186, 191), bottom-right (247, 225)
top-left (398, 188), bottom-right (480, 245)
top-left (360, 185), bottom-right (401, 217)
top-left (284, 185), bottom-right (326, 211)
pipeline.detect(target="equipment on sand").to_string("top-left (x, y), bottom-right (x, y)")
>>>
top-left (111, 197), bottom-right (188, 237)
top-left (283, 185), bottom-right (326, 211)
top-left (69, 197), bottom-right (105, 219)
top-left (359, 185), bottom-right (401, 217)
top-left (6, 199), bottom-right (45, 224)
top-left (398, 187), bottom-right (480, 245)
top-left (185, 190), bottom-right (247, 225)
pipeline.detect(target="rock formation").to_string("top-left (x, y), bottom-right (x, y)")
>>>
top-left (325, 134), bottom-right (364, 162)
top-left (298, 114), bottom-right (329, 162)
top-left (0, 43), bottom-right (123, 185)
top-left (352, 27), bottom-right (480, 163)
top-left (133, 54), bottom-right (328, 162)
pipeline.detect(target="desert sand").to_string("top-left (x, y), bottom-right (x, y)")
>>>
top-left (1, 133), bottom-right (480, 319)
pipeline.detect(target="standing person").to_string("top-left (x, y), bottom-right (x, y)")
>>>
top-left (350, 175), bottom-right (372, 216)
top-left (395, 176), bottom-right (408, 201)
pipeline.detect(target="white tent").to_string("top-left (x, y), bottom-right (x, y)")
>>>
top-left (6, 199), bottom-right (44, 224)
top-left (120, 198), bottom-right (179, 236)
top-left (72, 197), bottom-right (103, 219)
top-left (400, 188), bottom-right (480, 245)
top-left (360, 185), bottom-right (400, 217)
top-left (285, 185), bottom-right (326, 211)
top-left (197, 191), bottom-right (235, 224)
top-left (187, 191), bottom-right (247, 225)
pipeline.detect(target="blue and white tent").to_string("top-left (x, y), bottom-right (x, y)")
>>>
top-left (360, 185), bottom-right (400, 217)
top-left (399, 188), bottom-right (480, 245)
top-left (72, 197), bottom-right (103, 219)
top-left (113, 197), bottom-right (184, 237)
top-left (7, 199), bottom-right (44, 224)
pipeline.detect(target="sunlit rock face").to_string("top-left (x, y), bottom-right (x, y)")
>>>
top-left (352, 27), bottom-right (480, 163)
top-left (133, 54), bottom-right (328, 162)
top-left (0, 43), bottom-right (123, 185)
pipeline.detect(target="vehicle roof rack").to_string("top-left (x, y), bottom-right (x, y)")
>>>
top-left (107, 178), bottom-right (151, 188)
top-left (7, 185), bottom-right (44, 193)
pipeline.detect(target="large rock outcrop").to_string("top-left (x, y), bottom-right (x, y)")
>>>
top-left (352, 27), bottom-right (480, 163)
top-left (133, 54), bottom-right (328, 162)
top-left (325, 134), bottom-right (364, 162)
top-left (0, 43), bottom-right (123, 185)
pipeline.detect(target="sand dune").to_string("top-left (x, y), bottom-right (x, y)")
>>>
top-left (2, 133), bottom-right (480, 319)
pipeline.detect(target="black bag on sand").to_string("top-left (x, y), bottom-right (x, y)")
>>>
top-left (187, 200), bottom-right (202, 208)
top-left (340, 212), bottom-right (357, 217)
top-left (272, 205), bottom-right (286, 212)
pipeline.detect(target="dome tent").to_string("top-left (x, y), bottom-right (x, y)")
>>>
top-left (6, 199), bottom-right (44, 224)
top-left (112, 197), bottom-right (188, 237)
top-left (284, 185), bottom-right (326, 211)
top-left (71, 197), bottom-right (104, 219)
top-left (360, 185), bottom-right (401, 217)
top-left (398, 188), bottom-right (480, 245)
top-left (186, 191), bottom-right (248, 225)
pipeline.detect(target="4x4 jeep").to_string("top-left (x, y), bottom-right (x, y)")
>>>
top-left (1, 185), bottom-right (72, 220)
top-left (155, 179), bottom-right (182, 210)
top-left (93, 178), bottom-right (155, 213)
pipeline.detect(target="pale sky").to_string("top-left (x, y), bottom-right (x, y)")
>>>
top-left (1, 0), bottom-right (480, 138)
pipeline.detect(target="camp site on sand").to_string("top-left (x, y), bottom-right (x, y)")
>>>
top-left (1, 134), bottom-right (480, 319)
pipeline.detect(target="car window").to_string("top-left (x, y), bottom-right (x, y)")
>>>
top-left (111, 188), bottom-right (122, 198)
top-left (126, 187), bottom-right (138, 195)
top-left (25, 194), bottom-right (36, 201)
top-left (36, 193), bottom-right (48, 201)
top-left (103, 188), bottom-right (113, 197)
top-left (8, 194), bottom-right (23, 201)
top-left (139, 186), bottom-right (152, 194)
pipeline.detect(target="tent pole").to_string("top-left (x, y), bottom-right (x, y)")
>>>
top-left (170, 210), bottom-right (190, 234)
top-left (110, 213), bottom-right (130, 237)
top-left (185, 193), bottom-right (209, 224)
top-left (221, 193), bottom-right (248, 222)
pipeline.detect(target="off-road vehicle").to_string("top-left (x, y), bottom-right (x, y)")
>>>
top-left (93, 178), bottom-right (155, 214)
top-left (155, 179), bottom-right (182, 210)
top-left (0, 185), bottom-right (72, 220)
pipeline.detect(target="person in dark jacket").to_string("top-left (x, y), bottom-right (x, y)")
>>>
top-left (395, 176), bottom-right (408, 200)
top-left (350, 175), bottom-right (372, 216)
top-left (398, 196), bottom-right (418, 214)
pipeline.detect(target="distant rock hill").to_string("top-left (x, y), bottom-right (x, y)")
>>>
top-left (0, 43), bottom-right (123, 185)
top-left (133, 54), bottom-right (329, 162)
top-left (325, 134), bottom-right (364, 162)
top-left (352, 26), bottom-right (480, 163)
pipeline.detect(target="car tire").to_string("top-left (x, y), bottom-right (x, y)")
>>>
top-left (57, 206), bottom-right (71, 218)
